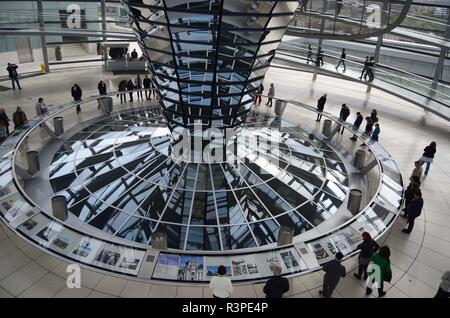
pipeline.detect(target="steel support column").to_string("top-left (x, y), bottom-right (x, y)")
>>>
top-left (37, 0), bottom-right (50, 73)
top-left (431, 13), bottom-right (450, 91)
top-left (366, 0), bottom-right (388, 94)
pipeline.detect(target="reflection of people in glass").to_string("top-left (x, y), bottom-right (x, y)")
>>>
top-left (306, 44), bottom-right (314, 64)
top-left (335, 0), bottom-right (343, 16)
top-left (299, 0), bottom-right (309, 11)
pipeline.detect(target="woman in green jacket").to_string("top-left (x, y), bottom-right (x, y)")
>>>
top-left (366, 245), bottom-right (391, 297)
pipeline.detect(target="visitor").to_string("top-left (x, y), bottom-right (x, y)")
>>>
top-left (97, 81), bottom-right (107, 109)
top-left (354, 232), bottom-right (379, 280)
top-left (306, 44), bottom-right (314, 64)
top-left (12, 106), bottom-right (28, 129)
top-left (71, 84), bottom-right (82, 114)
top-left (300, 0), bottom-right (309, 11)
top-left (367, 56), bottom-right (376, 82)
top-left (335, 0), bottom-right (343, 16)
top-left (335, 48), bottom-right (346, 72)
top-left (135, 75), bottom-right (143, 100)
top-left (402, 190), bottom-right (423, 234)
top-left (266, 83), bottom-right (274, 107)
top-left (118, 79), bottom-right (127, 103)
top-left (263, 265), bottom-right (289, 298)
top-left (420, 141), bottom-right (436, 176)
top-left (316, 94), bottom-right (327, 122)
top-left (6, 63), bottom-right (21, 90)
top-left (35, 97), bottom-right (49, 116)
top-left (410, 160), bottom-right (423, 182)
top-left (350, 112), bottom-right (363, 141)
top-left (370, 109), bottom-right (378, 123)
top-left (126, 79), bottom-right (135, 102)
top-left (366, 245), bottom-right (391, 297)
top-left (255, 83), bottom-right (264, 106)
top-left (209, 265), bottom-right (233, 298)
top-left (143, 75), bottom-right (151, 100)
top-left (0, 108), bottom-right (10, 135)
top-left (131, 48), bottom-right (138, 60)
top-left (371, 123), bottom-right (380, 141)
top-left (434, 271), bottom-right (450, 298)
top-left (0, 119), bottom-right (6, 141)
top-left (364, 116), bottom-right (373, 136)
top-left (339, 103), bottom-right (350, 134)
top-left (319, 252), bottom-right (346, 298)
top-left (359, 56), bottom-right (369, 80)
top-left (402, 180), bottom-right (420, 217)
top-left (316, 47), bottom-right (324, 66)
top-left (98, 81), bottom-right (107, 95)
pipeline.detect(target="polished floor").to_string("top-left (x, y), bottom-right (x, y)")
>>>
top-left (0, 66), bottom-right (449, 298)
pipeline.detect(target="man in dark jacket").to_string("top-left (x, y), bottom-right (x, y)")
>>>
top-left (131, 49), bottom-right (138, 60)
top-left (319, 252), bottom-right (346, 298)
top-left (359, 56), bottom-right (369, 80)
top-left (350, 112), bottom-right (363, 141)
top-left (335, 48), bottom-right (346, 72)
top-left (254, 83), bottom-right (264, 106)
top-left (263, 265), bottom-right (289, 298)
top-left (7, 63), bottom-right (21, 90)
top-left (71, 84), bottom-right (82, 113)
top-left (316, 94), bottom-right (327, 122)
top-left (402, 190), bottom-right (423, 234)
top-left (0, 108), bottom-right (10, 135)
top-left (143, 75), bottom-right (151, 100)
top-left (306, 44), bottom-right (314, 64)
top-left (118, 80), bottom-right (127, 103)
top-left (339, 104), bottom-right (350, 134)
top-left (12, 106), bottom-right (28, 129)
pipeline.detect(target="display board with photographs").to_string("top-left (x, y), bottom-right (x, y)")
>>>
top-left (0, 195), bottom-right (35, 227)
top-left (152, 248), bottom-right (307, 282)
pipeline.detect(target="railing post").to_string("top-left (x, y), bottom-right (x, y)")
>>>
top-left (26, 151), bottom-right (40, 175)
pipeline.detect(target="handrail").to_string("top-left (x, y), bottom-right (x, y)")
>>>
top-left (291, 0), bottom-right (413, 40)
top-left (0, 93), bottom-right (403, 284)
top-left (12, 92), bottom-right (384, 251)
top-left (277, 42), bottom-right (450, 102)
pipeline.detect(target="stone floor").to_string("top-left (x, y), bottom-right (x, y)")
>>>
top-left (0, 65), bottom-right (449, 298)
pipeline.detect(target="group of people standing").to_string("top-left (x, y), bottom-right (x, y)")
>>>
top-left (253, 82), bottom-right (275, 108)
top-left (69, 76), bottom-right (157, 114)
top-left (117, 75), bottom-right (156, 104)
top-left (359, 56), bottom-right (376, 82)
top-left (319, 232), bottom-right (391, 298)
top-left (315, 95), bottom-right (381, 142)
top-left (304, 46), bottom-right (377, 82)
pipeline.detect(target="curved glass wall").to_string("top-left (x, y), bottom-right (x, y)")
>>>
top-left (290, 0), bottom-right (413, 39)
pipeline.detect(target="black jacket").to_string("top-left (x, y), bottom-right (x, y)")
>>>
top-left (357, 239), bottom-right (379, 259)
top-left (143, 78), bottom-right (151, 88)
top-left (71, 86), bottom-right (82, 100)
top-left (7, 64), bottom-right (18, 78)
top-left (98, 83), bottom-right (107, 95)
top-left (263, 276), bottom-right (289, 298)
top-left (407, 197), bottom-right (423, 219)
top-left (365, 119), bottom-right (373, 133)
top-left (118, 80), bottom-right (127, 92)
top-left (423, 146), bottom-right (436, 158)
top-left (340, 106), bottom-right (350, 121)
top-left (0, 113), bottom-right (10, 127)
top-left (354, 114), bottom-right (363, 127)
top-left (317, 96), bottom-right (326, 111)
top-left (322, 259), bottom-right (346, 286)
top-left (126, 81), bottom-right (135, 91)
